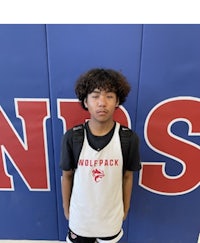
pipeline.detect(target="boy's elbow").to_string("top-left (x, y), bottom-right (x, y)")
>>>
top-left (123, 170), bottom-right (133, 180)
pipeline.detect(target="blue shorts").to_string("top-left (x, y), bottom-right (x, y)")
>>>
top-left (66, 228), bottom-right (123, 243)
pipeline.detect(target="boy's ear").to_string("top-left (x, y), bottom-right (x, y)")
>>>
top-left (116, 99), bottom-right (120, 107)
top-left (84, 98), bottom-right (88, 108)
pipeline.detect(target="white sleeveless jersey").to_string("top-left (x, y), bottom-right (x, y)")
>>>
top-left (69, 122), bottom-right (124, 237)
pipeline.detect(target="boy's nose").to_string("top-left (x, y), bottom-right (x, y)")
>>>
top-left (98, 95), bottom-right (106, 106)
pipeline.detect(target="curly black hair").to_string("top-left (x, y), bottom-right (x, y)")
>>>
top-left (75, 68), bottom-right (131, 110)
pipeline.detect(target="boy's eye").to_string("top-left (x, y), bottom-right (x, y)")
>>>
top-left (92, 94), bottom-right (99, 99)
top-left (106, 93), bottom-right (115, 98)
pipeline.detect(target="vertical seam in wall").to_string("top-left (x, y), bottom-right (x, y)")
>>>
top-left (44, 24), bottom-right (60, 240)
top-left (134, 24), bottom-right (144, 132)
top-left (127, 24), bottom-right (144, 243)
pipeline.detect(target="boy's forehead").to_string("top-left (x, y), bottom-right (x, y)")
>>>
top-left (92, 88), bottom-right (114, 93)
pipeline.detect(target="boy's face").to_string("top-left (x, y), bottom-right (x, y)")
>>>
top-left (84, 88), bottom-right (119, 123)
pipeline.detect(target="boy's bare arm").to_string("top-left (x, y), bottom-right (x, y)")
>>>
top-left (123, 170), bottom-right (133, 220)
top-left (61, 170), bottom-right (74, 220)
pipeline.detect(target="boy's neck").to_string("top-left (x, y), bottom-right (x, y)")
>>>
top-left (88, 120), bottom-right (115, 136)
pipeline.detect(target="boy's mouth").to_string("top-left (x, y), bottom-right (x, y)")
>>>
top-left (97, 109), bottom-right (107, 114)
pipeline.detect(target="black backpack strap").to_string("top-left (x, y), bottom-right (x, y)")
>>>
top-left (72, 124), bottom-right (85, 168)
top-left (119, 125), bottom-right (132, 174)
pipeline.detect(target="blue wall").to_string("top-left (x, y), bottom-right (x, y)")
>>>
top-left (0, 24), bottom-right (199, 243)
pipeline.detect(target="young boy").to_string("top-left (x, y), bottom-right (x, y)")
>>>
top-left (60, 68), bottom-right (141, 243)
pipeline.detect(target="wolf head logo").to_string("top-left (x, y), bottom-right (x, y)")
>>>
top-left (92, 168), bottom-right (105, 182)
